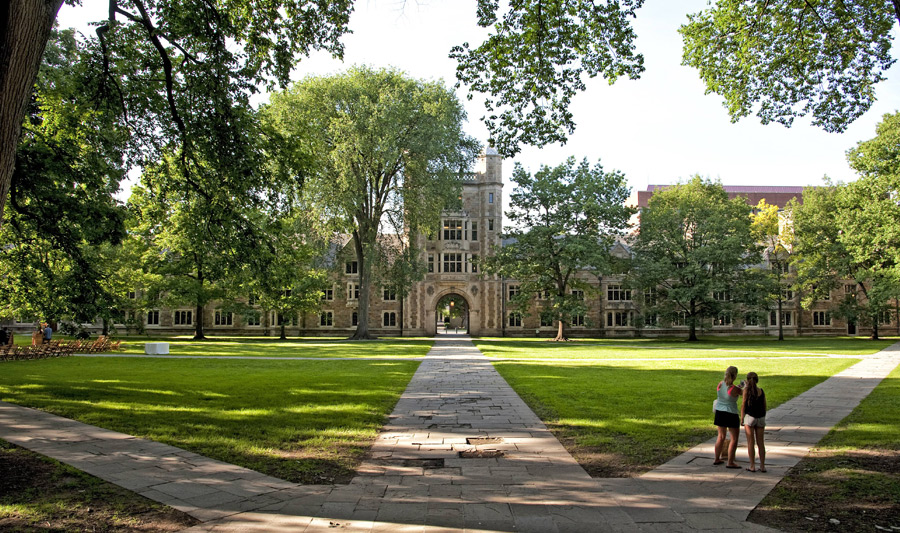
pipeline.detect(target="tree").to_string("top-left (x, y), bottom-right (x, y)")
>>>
top-left (631, 177), bottom-right (759, 341)
top-left (749, 199), bottom-right (795, 340)
top-left (0, 0), bottom-right (353, 227)
top-left (452, 0), bottom-right (645, 157)
top-left (680, 1), bottom-right (899, 133)
top-left (0, 29), bottom-right (127, 329)
top-left (481, 157), bottom-right (634, 341)
top-left (791, 181), bottom-right (895, 340)
top-left (239, 212), bottom-right (328, 340)
top-left (264, 66), bottom-right (478, 340)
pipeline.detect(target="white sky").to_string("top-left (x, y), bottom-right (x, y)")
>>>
top-left (58, 0), bottom-right (900, 204)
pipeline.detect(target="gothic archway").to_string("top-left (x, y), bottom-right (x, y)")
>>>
top-left (435, 293), bottom-right (469, 335)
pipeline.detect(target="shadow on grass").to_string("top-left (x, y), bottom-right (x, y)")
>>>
top-left (0, 358), bottom-right (420, 484)
top-left (492, 358), bottom-right (865, 477)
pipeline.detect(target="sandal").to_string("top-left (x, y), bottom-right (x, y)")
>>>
top-left (746, 467), bottom-right (756, 472)
top-left (726, 464), bottom-right (741, 469)
top-left (712, 460), bottom-right (724, 465)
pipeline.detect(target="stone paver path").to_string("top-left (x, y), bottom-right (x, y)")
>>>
top-left (0, 336), bottom-right (898, 532)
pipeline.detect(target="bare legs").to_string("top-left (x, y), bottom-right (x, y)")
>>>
top-left (714, 426), bottom-right (740, 466)
top-left (745, 424), bottom-right (766, 472)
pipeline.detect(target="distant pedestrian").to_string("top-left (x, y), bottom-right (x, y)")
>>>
top-left (741, 372), bottom-right (767, 472)
top-left (42, 323), bottom-right (52, 344)
top-left (31, 325), bottom-right (42, 346)
top-left (713, 365), bottom-right (743, 468)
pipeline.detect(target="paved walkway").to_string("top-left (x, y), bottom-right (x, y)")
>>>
top-left (1, 337), bottom-right (898, 532)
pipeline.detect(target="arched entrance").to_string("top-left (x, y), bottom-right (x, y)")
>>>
top-left (435, 293), bottom-right (470, 335)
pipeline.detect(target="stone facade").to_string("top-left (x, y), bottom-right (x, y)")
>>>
top-left (5, 153), bottom-right (895, 339)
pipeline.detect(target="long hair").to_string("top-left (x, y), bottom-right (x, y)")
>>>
top-left (744, 372), bottom-right (761, 400)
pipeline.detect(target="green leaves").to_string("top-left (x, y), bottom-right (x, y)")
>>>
top-left (680, 0), bottom-right (897, 132)
top-left (482, 156), bottom-right (634, 338)
top-left (452, 0), bottom-right (645, 156)
top-left (631, 177), bottom-right (758, 340)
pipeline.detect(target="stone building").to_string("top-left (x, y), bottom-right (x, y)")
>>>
top-left (5, 152), bottom-right (894, 338)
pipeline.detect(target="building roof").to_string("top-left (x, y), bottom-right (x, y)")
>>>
top-left (630, 184), bottom-right (806, 209)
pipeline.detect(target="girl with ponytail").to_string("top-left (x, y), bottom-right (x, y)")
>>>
top-left (740, 372), bottom-right (767, 472)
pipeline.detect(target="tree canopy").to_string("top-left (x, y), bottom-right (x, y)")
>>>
top-left (481, 157), bottom-right (634, 340)
top-left (264, 66), bottom-right (478, 339)
top-left (680, 0), bottom-right (898, 132)
top-left (631, 177), bottom-right (759, 341)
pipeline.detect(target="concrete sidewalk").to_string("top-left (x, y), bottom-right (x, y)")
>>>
top-left (1, 337), bottom-right (898, 532)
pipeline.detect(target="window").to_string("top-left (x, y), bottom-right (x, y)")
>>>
top-left (644, 289), bottom-right (657, 306)
top-left (712, 291), bottom-right (732, 301)
top-left (346, 261), bottom-right (358, 274)
top-left (248, 294), bottom-right (258, 306)
top-left (348, 283), bottom-right (360, 301)
top-left (644, 313), bottom-right (659, 327)
top-left (744, 313), bottom-right (759, 327)
top-left (428, 254), bottom-right (434, 273)
top-left (128, 290), bottom-right (137, 300)
top-left (488, 192), bottom-right (494, 204)
top-left (781, 289), bottom-right (794, 301)
top-left (443, 219), bottom-right (463, 240)
top-left (508, 285), bottom-right (520, 300)
top-left (146, 310), bottom-right (160, 326)
top-left (572, 314), bottom-right (586, 327)
top-left (813, 311), bottom-right (831, 326)
top-left (488, 218), bottom-right (494, 231)
top-left (352, 312), bottom-right (358, 326)
top-left (281, 288), bottom-right (292, 298)
top-left (607, 285), bottom-right (630, 301)
top-left (470, 254), bottom-right (478, 273)
top-left (383, 312), bottom-right (397, 327)
top-left (540, 315), bottom-right (554, 327)
top-left (572, 289), bottom-right (585, 300)
top-left (320, 311), bottom-right (333, 326)
top-left (607, 311), bottom-right (632, 327)
top-left (273, 312), bottom-right (297, 326)
top-left (877, 311), bottom-right (893, 325)
top-left (672, 311), bottom-right (688, 327)
top-left (245, 313), bottom-right (261, 327)
top-left (214, 310), bottom-right (233, 326)
top-left (712, 313), bottom-right (732, 326)
top-left (471, 222), bottom-right (478, 241)
top-left (674, 261), bottom-right (687, 270)
top-left (321, 287), bottom-right (334, 301)
top-left (443, 253), bottom-right (463, 273)
top-left (508, 312), bottom-right (522, 327)
top-left (770, 311), bottom-right (793, 326)
top-left (383, 288), bottom-right (397, 301)
top-left (174, 310), bottom-right (193, 326)
top-left (845, 283), bottom-right (856, 294)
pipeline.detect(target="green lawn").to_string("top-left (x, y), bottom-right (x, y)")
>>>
top-left (107, 336), bottom-right (433, 358)
top-left (474, 336), bottom-right (895, 359)
top-left (483, 338), bottom-right (866, 476)
top-left (0, 357), bottom-right (420, 483)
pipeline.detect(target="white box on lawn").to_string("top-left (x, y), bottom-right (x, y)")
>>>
top-left (145, 342), bottom-right (169, 355)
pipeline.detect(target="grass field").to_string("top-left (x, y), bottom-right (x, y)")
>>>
top-left (490, 357), bottom-right (860, 476)
top-left (0, 356), bottom-right (421, 483)
top-left (474, 336), bottom-right (895, 359)
top-left (111, 336), bottom-right (434, 358)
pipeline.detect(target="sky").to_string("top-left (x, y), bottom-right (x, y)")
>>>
top-left (58, 0), bottom-right (900, 204)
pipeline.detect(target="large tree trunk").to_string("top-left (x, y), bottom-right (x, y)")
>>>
top-left (279, 313), bottom-right (286, 340)
top-left (872, 321), bottom-right (879, 341)
top-left (0, 0), bottom-right (62, 226)
top-left (194, 300), bottom-right (206, 339)
top-left (688, 299), bottom-right (698, 341)
top-left (552, 314), bottom-right (566, 341)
